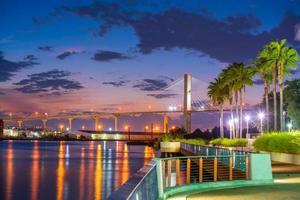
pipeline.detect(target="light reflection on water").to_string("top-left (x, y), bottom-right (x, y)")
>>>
top-left (0, 140), bottom-right (156, 200)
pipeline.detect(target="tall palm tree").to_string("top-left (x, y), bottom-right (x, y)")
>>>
top-left (253, 59), bottom-right (272, 132)
top-left (259, 39), bottom-right (299, 131)
top-left (232, 64), bottom-right (254, 138)
top-left (208, 77), bottom-right (229, 138)
top-left (258, 42), bottom-right (279, 131)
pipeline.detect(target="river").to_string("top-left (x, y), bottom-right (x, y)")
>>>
top-left (0, 140), bottom-right (156, 200)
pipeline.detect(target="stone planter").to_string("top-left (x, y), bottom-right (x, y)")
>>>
top-left (160, 142), bottom-right (181, 153)
top-left (262, 151), bottom-right (300, 165)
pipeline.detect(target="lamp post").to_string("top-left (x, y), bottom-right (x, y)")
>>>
top-left (245, 115), bottom-right (250, 138)
top-left (287, 121), bottom-right (292, 132)
top-left (228, 120), bottom-right (233, 139)
top-left (258, 112), bottom-right (264, 134)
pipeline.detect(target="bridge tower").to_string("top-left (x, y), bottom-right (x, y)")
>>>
top-left (183, 73), bottom-right (192, 133)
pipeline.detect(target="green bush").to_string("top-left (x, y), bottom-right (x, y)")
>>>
top-left (153, 134), bottom-right (205, 150)
top-left (253, 132), bottom-right (300, 154)
top-left (209, 138), bottom-right (248, 147)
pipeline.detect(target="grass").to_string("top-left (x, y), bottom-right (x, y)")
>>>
top-left (253, 132), bottom-right (300, 154)
top-left (209, 138), bottom-right (248, 147)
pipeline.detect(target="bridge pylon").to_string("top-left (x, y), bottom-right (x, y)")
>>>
top-left (184, 73), bottom-right (192, 133)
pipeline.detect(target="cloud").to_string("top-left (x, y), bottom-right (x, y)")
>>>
top-left (92, 50), bottom-right (131, 61)
top-left (24, 54), bottom-right (39, 62)
top-left (133, 78), bottom-right (172, 91)
top-left (56, 51), bottom-right (79, 60)
top-left (102, 80), bottom-right (130, 87)
top-left (0, 51), bottom-right (39, 82)
top-left (147, 93), bottom-right (178, 99)
top-left (14, 69), bottom-right (83, 96)
top-left (253, 78), bottom-right (264, 85)
top-left (58, 2), bottom-right (300, 63)
top-left (0, 91), bottom-right (5, 95)
top-left (225, 14), bottom-right (261, 32)
top-left (38, 46), bottom-right (53, 51)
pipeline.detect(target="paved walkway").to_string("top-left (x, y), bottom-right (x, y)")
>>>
top-left (168, 161), bottom-right (300, 200)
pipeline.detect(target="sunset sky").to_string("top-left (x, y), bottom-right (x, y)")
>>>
top-left (1, 0), bottom-right (300, 130)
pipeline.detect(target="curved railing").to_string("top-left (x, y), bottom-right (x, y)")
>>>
top-left (109, 143), bottom-right (273, 200)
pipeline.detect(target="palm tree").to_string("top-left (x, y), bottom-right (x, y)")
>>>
top-left (253, 59), bottom-right (272, 132)
top-left (219, 64), bottom-right (240, 137)
top-left (258, 42), bottom-right (279, 131)
top-left (259, 39), bottom-right (299, 131)
top-left (208, 77), bottom-right (229, 138)
top-left (233, 64), bottom-right (254, 138)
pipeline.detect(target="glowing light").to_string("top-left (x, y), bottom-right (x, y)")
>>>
top-left (97, 125), bottom-right (102, 130)
top-left (171, 126), bottom-right (176, 130)
top-left (124, 125), bottom-right (129, 131)
top-left (228, 120), bottom-right (233, 126)
top-left (245, 115), bottom-right (250, 121)
top-left (155, 126), bottom-right (160, 131)
top-left (258, 112), bottom-right (265, 120)
top-left (108, 127), bottom-right (112, 131)
top-left (168, 105), bottom-right (177, 111)
top-left (81, 125), bottom-right (85, 130)
top-left (144, 126), bottom-right (149, 130)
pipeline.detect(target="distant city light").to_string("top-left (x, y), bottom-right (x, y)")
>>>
top-left (108, 127), bottom-right (112, 131)
top-left (155, 126), bottom-right (160, 131)
top-left (168, 105), bottom-right (177, 111)
top-left (81, 125), bottom-right (85, 130)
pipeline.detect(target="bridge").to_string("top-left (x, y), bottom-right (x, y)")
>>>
top-left (2, 74), bottom-right (253, 134)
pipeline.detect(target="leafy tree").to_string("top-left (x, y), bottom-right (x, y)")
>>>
top-left (285, 79), bottom-right (300, 128)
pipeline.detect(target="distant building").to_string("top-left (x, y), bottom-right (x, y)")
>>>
top-left (0, 119), bottom-right (3, 138)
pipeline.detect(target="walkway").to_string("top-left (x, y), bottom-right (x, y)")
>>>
top-left (168, 161), bottom-right (300, 200)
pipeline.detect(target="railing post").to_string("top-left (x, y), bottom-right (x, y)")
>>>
top-left (245, 156), bottom-right (249, 179)
top-left (167, 160), bottom-right (172, 187)
top-left (199, 158), bottom-right (203, 183)
top-left (229, 156), bottom-right (233, 181)
top-left (154, 158), bottom-right (164, 199)
top-left (176, 159), bottom-right (180, 185)
top-left (186, 158), bottom-right (191, 184)
top-left (162, 160), bottom-right (165, 189)
top-left (214, 157), bottom-right (218, 181)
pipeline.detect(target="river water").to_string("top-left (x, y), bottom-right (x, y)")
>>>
top-left (0, 140), bottom-right (156, 200)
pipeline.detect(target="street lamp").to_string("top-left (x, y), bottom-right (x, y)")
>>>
top-left (144, 125), bottom-right (149, 132)
top-left (258, 112), bottom-right (264, 134)
top-left (155, 126), bottom-right (160, 132)
top-left (287, 121), bottom-right (292, 132)
top-left (228, 120), bottom-right (233, 139)
top-left (59, 124), bottom-right (64, 133)
top-left (97, 125), bottom-right (102, 130)
top-left (245, 115), bottom-right (251, 138)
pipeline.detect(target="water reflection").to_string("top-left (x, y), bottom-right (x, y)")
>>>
top-left (56, 142), bottom-right (66, 200)
top-left (5, 141), bottom-right (14, 200)
top-left (94, 144), bottom-right (102, 200)
top-left (79, 147), bottom-right (85, 200)
top-left (1, 141), bottom-right (156, 200)
top-left (121, 144), bottom-right (129, 185)
top-left (31, 141), bottom-right (40, 200)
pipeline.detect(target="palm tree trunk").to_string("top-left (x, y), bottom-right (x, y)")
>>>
top-left (278, 63), bottom-right (284, 131)
top-left (272, 67), bottom-right (277, 131)
top-left (264, 80), bottom-right (270, 132)
top-left (230, 99), bottom-right (234, 139)
top-left (219, 104), bottom-right (224, 138)
top-left (235, 91), bottom-right (239, 138)
top-left (239, 89), bottom-right (243, 138)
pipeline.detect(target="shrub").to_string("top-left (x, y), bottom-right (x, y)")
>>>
top-left (253, 132), bottom-right (300, 154)
top-left (209, 138), bottom-right (248, 147)
top-left (154, 134), bottom-right (205, 149)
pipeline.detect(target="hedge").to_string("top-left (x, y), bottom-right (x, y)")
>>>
top-left (253, 132), bottom-right (300, 154)
top-left (210, 138), bottom-right (248, 147)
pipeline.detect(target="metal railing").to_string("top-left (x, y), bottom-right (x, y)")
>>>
top-left (160, 155), bottom-right (249, 190)
top-left (108, 160), bottom-right (159, 200)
